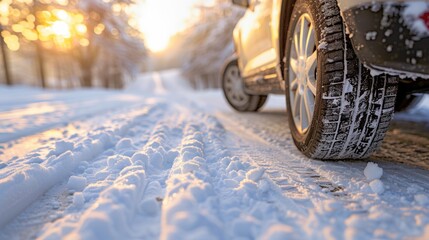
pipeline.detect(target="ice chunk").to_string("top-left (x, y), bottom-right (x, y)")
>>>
top-left (369, 179), bottom-right (385, 194)
top-left (67, 176), bottom-right (87, 192)
top-left (364, 162), bottom-right (383, 181)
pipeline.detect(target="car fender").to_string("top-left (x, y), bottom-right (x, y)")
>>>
top-left (232, 20), bottom-right (245, 72)
top-left (271, 0), bottom-right (283, 82)
top-left (274, 0), bottom-right (297, 86)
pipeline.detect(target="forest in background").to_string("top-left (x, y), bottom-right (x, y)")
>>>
top-left (0, 0), bottom-right (146, 89)
top-left (147, 0), bottom-right (244, 89)
top-left (0, 0), bottom-right (243, 90)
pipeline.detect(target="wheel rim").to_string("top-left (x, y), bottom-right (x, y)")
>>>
top-left (224, 65), bottom-right (250, 107)
top-left (288, 13), bottom-right (317, 134)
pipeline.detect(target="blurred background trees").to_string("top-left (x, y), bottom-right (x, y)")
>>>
top-left (181, 0), bottom-right (244, 89)
top-left (0, 0), bottom-right (244, 90)
top-left (149, 0), bottom-right (244, 90)
top-left (0, 0), bottom-right (146, 89)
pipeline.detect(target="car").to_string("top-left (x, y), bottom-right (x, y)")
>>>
top-left (222, 0), bottom-right (429, 159)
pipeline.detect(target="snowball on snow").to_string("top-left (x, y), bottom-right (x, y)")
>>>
top-left (369, 179), bottom-right (385, 194)
top-left (415, 194), bottom-right (429, 205)
top-left (364, 162), bottom-right (383, 181)
top-left (67, 176), bottom-right (87, 192)
top-left (73, 192), bottom-right (85, 208)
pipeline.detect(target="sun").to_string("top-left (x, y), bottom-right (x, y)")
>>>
top-left (51, 20), bottom-right (71, 38)
top-left (135, 0), bottom-right (214, 53)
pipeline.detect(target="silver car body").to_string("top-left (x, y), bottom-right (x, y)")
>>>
top-left (234, 0), bottom-right (429, 88)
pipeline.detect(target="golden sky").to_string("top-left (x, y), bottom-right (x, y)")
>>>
top-left (135, 0), bottom-right (214, 53)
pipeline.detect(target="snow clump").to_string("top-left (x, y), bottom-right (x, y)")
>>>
top-left (369, 179), bottom-right (385, 194)
top-left (364, 162), bottom-right (383, 181)
top-left (72, 192), bottom-right (85, 208)
top-left (364, 162), bottom-right (385, 194)
top-left (402, 2), bottom-right (429, 37)
top-left (52, 140), bottom-right (74, 156)
top-left (67, 176), bottom-right (87, 192)
top-left (318, 41), bottom-right (328, 50)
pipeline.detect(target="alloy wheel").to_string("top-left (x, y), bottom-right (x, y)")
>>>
top-left (224, 65), bottom-right (250, 107)
top-left (288, 13), bottom-right (318, 134)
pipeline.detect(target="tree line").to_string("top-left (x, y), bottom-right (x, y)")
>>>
top-left (0, 0), bottom-right (146, 89)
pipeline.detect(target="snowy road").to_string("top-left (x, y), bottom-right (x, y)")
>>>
top-left (1, 70), bottom-right (429, 239)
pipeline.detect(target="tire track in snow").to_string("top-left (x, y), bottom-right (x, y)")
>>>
top-left (160, 112), bottom-right (310, 239)
top-left (215, 111), bottom-right (429, 239)
top-left (0, 102), bottom-right (166, 229)
top-left (152, 72), bottom-right (167, 95)
top-left (26, 106), bottom-right (186, 239)
top-left (216, 112), bottom-right (347, 201)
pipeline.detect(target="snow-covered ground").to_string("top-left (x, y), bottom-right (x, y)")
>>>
top-left (1, 69), bottom-right (429, 239)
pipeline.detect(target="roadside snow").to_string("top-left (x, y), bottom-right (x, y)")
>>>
top-left (0, 86), bottom-right (144, 143)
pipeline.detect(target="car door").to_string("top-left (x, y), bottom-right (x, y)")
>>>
top-left (239, 0), bottom-right (275, 77)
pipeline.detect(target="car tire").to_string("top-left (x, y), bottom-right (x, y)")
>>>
top-left (284, 0), bottom-right (398, 159)
top-left (222, 59), bottom-right (267, 112)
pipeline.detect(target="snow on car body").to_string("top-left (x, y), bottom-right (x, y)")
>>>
top-left (222, 0), bottom-right (429, 159)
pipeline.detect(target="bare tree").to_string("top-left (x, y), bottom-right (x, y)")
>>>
top-left (0, 25), bottom-right (12, 85)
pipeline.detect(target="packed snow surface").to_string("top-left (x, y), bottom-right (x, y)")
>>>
top-left (0, 69), bottom-right (429, 239)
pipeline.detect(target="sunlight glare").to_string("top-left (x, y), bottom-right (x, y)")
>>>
top-left (51, 20), bottom-right (71, 38)
top-left (136, 0), bottom-right (213, 53)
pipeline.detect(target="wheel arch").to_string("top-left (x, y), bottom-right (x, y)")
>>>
top-left (277, 0), bottom-right (297, 82)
